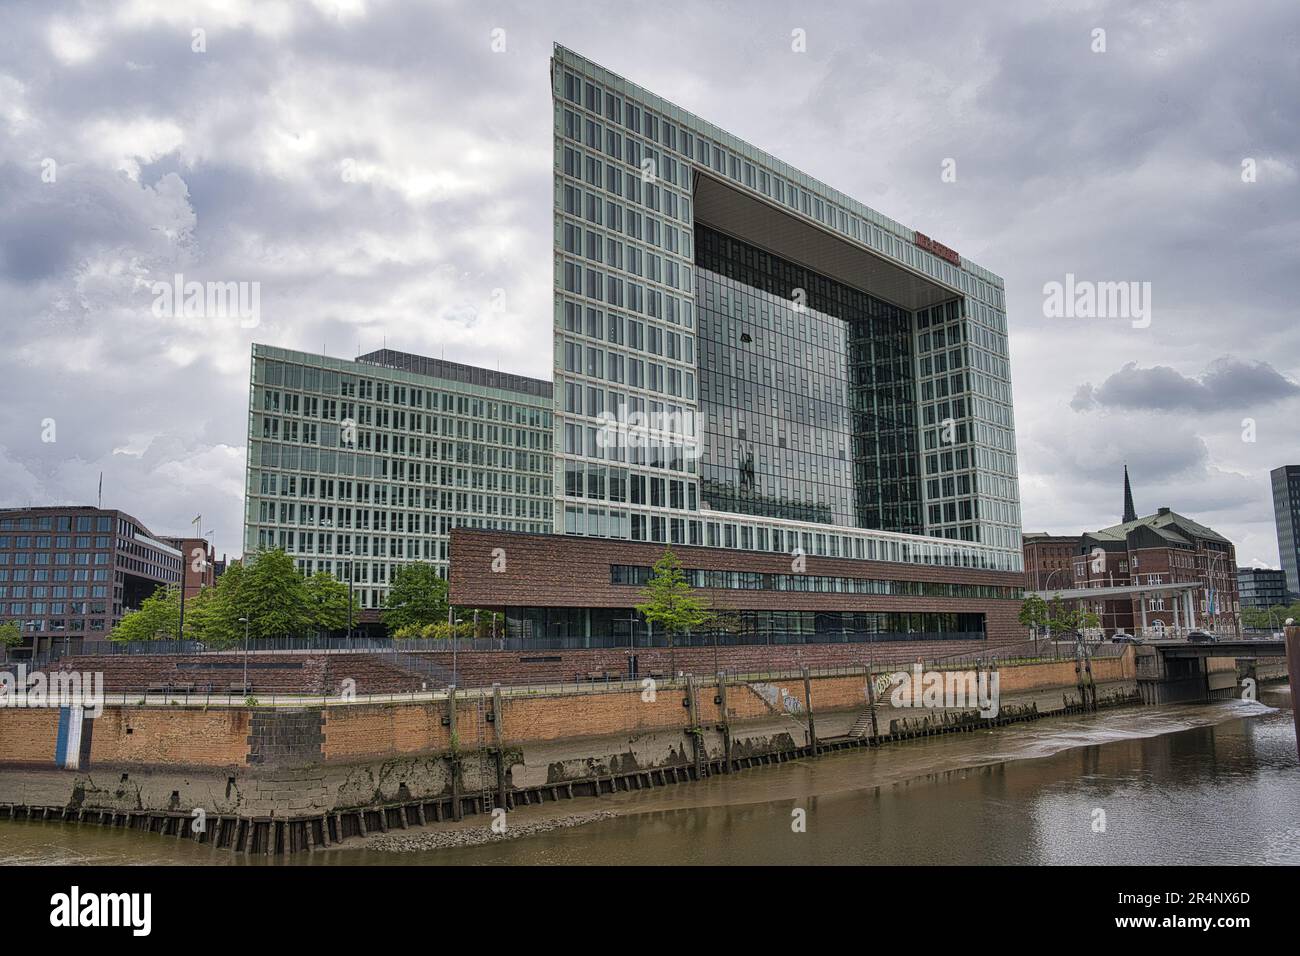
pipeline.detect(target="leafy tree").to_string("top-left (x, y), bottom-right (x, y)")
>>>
top-left (206, 560), bottom-right (248, 645)
top-left (1018, 594), bottom-right (1050, 638)
top-left (0, 620), bottom-right (23, 648)
top-left (635, 549), bottom-right (711, 638)
top-left (181, 586), bottom-right (221, 644)
top-left (1244, 602), bottom-right (1300, 630)
top-left (111, 585), bottom-right (181, 641)
top-left (238, 549), bottom-right (312, 640)
top-left (305, 571), bottom-right (357, 632)
top-left (1045, 595), bottom-right (1100, 638)
top-left (383, 563), bottom-right (449, 633)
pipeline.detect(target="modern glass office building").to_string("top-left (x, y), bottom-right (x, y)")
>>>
top-left (1271, 464), bottom-right (1300, 598)
top-left (551, 45), bottom-right (1022, 573)
top-left (244, 345), bottom-right (553, 610)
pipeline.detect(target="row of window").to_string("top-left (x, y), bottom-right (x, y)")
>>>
top-left (254, 495), bottom-right (552, 527)
top-left (0, 569), bottom-right (110, 583)
top-left (0, 586), bottom-right (107, 599)
top-left (560, 502), bottom-right (1019, 572)
top-left (250, 441), bottom-right (550, 479)
top-left (558, 62), bottom-right (1006, 314)
top-left (0, 515), bottom-right (114, 532)
top-left (0, 552), bottom-right (109, 566)
top-left (609, 564), bottom-right (1019, 599)
top-left (256, 473), bottom-right (550, 500)
top-left (257, 362), bottom-right (549, 424)
top-left (2, 616), bottom-right (105, 632)
top-left (0, 536), bottom-right (112, 549)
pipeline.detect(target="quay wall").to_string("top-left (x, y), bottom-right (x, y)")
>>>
top-left (0, 654), bottom-right (1141, 845)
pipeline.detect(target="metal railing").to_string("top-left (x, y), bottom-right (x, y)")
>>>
top-left (10, 630), bottom-right (993, 666)
top-left (1, 634), bottom-right (1126, 708)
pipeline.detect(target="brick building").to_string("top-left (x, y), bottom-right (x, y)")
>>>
top-left (1071, 507), bottom-right (1240, 637)
top-left (159, 536), bottom-right (217, 602)
top-left (450, 527), bottom-right (1025, 650)
top-left (0, 506), bottom-right (183, 658)
top-left (1022, 533), bottom-right (1081, 591)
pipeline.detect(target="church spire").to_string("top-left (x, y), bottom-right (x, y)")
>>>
top-left (1122, 464), bottom-right (1137, 523)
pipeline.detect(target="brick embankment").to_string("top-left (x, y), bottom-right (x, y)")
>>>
top-left (406, 639), bottom-right (1001, 688)
top-left (34, 653), bottom-right (424, 695)
top-left (11, 638), bottom-right (1025, 695)
top-left (0, 652), bottom-right (1142, 855)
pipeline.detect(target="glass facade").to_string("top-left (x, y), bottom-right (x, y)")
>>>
top-left (1271, 465), bottom-right (1300, 597)
top-left (696, 224), bottom-right (925, 532)
top-left (696, 227), bottom-right (854, 525)
top-left (501, 605), bottom-right (985, 645)
top-left (245, 345), bottom-right (554, 609)
top-left (551, 46), bottom-right (1023, 572)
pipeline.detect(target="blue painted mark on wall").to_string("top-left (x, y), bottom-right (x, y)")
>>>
top-left (53, 706), bottom-right (85, 769)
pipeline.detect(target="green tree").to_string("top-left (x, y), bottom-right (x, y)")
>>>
top-left (383, 563), bottom-right (449, 633)
top-left (1243, 602), bottom-right (1300, 631)
top-left (1045, 595), bottom-right (1100, 638)
top-left (305, 571), bottom-right (357, 633)
top-left (635, 549), bottom-right (711, 639)
top-left (0, 620), bottom-right (23, 648)
top-left (206, 560), bottom-right (248, 646)
top-left (1242, 607), bottom-right (1272, 630)
top-left (1018, 594), bottom-right (1050, 638)
top-left (238, 549), bottom-right (312, 640)
top-left (111, 585), bottom-right (181, 642)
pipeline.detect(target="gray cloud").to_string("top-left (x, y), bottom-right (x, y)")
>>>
top-left (0, 0), bottom-right (1297, 565)
top-left (1071, 357), bottom-right (1300, 412)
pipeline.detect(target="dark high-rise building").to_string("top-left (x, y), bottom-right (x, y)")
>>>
top-left (1270, 465), bottom-right (1300, 597)
top-left (0, 506), bottom-right (183, 657)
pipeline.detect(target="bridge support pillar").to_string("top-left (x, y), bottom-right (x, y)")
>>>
top-left (1287, 628), bottom-right (1300, 760)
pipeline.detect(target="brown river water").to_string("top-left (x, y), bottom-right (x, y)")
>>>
top-left (2, 686), bottom-right (1296, 865)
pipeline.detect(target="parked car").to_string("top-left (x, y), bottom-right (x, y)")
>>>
top-left (1187, 630), bottom-right (1217, 644)
top-left (1110, 633), bottom-right (1141, 644)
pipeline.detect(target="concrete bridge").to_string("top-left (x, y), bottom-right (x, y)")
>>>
top-left (1133, 637), bottom-right (1288, 705)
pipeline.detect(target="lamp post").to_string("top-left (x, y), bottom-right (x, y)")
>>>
top-left (22, 620), bottom-right (38, 662)
top-left (1042, 567), bottom-right (1068, 644)
top-left (453, 617), bottom-right (463, 686)
top-left (238, 616), bottom-right (250, 695)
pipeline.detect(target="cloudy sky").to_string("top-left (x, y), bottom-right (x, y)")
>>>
top-left (1, 0), bottom-right (1297, 566)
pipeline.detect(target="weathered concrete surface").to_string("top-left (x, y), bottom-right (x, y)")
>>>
top-left (0, 655), bottom-right (1147, 828)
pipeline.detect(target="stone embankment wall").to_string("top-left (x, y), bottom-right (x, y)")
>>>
top-left (0, 653), bottom-right (1142, 853)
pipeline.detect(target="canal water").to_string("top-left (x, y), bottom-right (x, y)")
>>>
top-left (3, 686), bottom-right (1296, 865)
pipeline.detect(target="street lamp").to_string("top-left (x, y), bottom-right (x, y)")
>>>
top-left (238, 616), bottom-right (250, 695)
top-left (1042, 567), bottom-right (1070, 644)
top-left (453, 617), bottom-right (463, 686)
top-left (1203, 548), bottom-right (1230, 636)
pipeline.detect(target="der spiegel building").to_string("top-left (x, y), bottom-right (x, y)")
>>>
top-left (449, 46), bottom-right (1025, 647)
